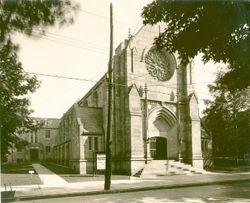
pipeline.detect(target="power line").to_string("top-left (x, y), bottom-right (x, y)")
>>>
top-left (36, 80), bottom-right (87, 105)
top-left (31, 32), bottom-right (108, 55)
top-left (27, 71), bottom-right (213, 95)
top-left (129, 75), bottom-right (214, 86)
top-left (79, 8), bottom-right (107, 19)
top-left (27, 71), bottom-right (234, 106)
top-left (26, 71), bottom-right (99, 83)
top-left (79, 8), bottom-right (130, 27)
top-left (34, 29), bottom-right (108, 49)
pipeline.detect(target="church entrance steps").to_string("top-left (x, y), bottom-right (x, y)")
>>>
top-left (139, 160), bottom-right (210, 178)
top-left (133, 168), bottom-right (144, 177)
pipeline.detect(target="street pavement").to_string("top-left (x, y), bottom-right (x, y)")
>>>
top-left (11, 182), bottom-right (250, 203)
top-left (1, 163), bottom-right (250, 202)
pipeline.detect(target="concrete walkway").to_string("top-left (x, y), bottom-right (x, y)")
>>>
top-left (32, 164), bottom-right (68, 187)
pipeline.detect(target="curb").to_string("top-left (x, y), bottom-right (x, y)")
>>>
top-left (10, 178), bottom-right (250, 202)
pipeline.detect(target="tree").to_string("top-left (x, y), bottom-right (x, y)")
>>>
top-left (203, 71), bottom-right (248, 166)
top-left (0, 0), bottom-right (78, 162)
top-left (142, 1), bottom-right (250, 90)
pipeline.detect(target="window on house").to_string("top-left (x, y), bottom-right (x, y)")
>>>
top-left (30, 134), bottom-right (33, 143)
top-left (46, 146), bottom-right (51, 153)
top-left (35, 133), bottom-right (38, 143)
top-left (45, 130), bottom-right (50, 139)
top-left (17, 146), bottom-right (23, 152)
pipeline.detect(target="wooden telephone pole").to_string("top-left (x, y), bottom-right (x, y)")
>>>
top-left (144, 83), bottom-right (148, 164)
top-left (104, 2), bottom-right (113, 190)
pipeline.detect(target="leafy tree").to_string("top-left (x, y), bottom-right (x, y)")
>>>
top-left (0, 0), bottom-right (78, 162)
top-left (142, 1), bottom-right (250, 90)
top-left (203, 71), bottom-right (248, 166)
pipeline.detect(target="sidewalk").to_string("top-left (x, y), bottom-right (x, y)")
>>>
top-left (32, 164), bottom-right (68, 187)
top-left (1, 164), bottom-right (250, 202)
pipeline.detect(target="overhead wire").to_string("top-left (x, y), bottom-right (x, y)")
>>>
top-left (24, 7), bottom-right (228, 111)
top-left (79, 8), bottom-right (131, 27)
top-left (27, 70), bottom-right (213, 88)
top-left (35, 80), bottom-right (87, 105)
top-left (31, 31), bottom-right (108, 55)
top-left (27, 71), bottom-right (215, 99)
top-left (26, 71), bottom-right (99, 83)
top-left (33, 28), bottom-right (108, 49)
top-left (26, 71), bottom-right (233, 106)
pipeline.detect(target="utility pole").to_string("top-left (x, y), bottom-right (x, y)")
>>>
top-left (104, 2), bottom-right (113, 190)
top-left (144, 83), bottom-right (148, 164)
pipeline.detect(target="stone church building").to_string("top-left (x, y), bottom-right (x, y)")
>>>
top-left (8, 25), bottom-right (205, 175)
top-left (72, 25), bottom-right (203, 175)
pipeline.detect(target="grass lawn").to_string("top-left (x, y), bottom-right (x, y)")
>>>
top-left (41, 162), bottom-right (78, 175)
top-left (1, 163), bottom-right (42, 186)
top-left (41, 162), bottom-right (130, 183)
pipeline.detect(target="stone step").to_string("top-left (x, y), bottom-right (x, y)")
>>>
top-left (140, 160), bottom-right (209, 178)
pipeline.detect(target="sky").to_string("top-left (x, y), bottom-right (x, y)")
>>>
top-left (14, 0), bottom-right (221, 119)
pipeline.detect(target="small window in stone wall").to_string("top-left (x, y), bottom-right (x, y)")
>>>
top-left (46, 146), bottom-right (51, 153)
top-left (89, 137), bottom-right (98, 151)
top-left (93, 90), bottom-right (98, 107)
top-left (170, 91), bottom-right (175, 101)
top-left (45, 129), bottom-right (50, 139)
top-left (30, 133), bottom-right (33, 143)
top-left (35, 133), bottom-right (38, 143)
top-left (17, 146), bottom-right (23, 152)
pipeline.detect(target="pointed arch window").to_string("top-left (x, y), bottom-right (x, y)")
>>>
top-left (93, 90), bottom-right (98, 107)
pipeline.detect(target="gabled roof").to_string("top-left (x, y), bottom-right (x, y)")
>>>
top-left (34, 117), bottom-right (61, 129)
top-left (75, 105), bottom-right (104, 135)
top-left (78, 74), bottom-right (107, 106)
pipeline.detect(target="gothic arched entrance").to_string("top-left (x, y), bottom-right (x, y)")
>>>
top-left (147, 106), bottom-right (178, 160)
top-left (149, 137), bottom-right (167, 160)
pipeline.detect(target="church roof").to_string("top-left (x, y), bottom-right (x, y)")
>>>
top-left (76, 106), bottom-right (104, 135)
top-left (34, 117), bottom-right (61, 129)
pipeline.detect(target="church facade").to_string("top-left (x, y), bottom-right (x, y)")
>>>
top-left (7, 25), bottom-right (204, 175)
top-left (76, 25), bottom-right (203, 175)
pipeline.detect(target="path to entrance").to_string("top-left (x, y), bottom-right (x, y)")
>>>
top-left (32, 164), bottom-right (68, 187)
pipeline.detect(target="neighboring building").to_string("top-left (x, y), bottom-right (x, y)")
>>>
top-left (7, 118), bottom-right (60, 163)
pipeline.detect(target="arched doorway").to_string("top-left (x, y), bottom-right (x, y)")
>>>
top-left (147, 106), bottom-right (178, 160)
top-left (149, 137), bottom-right (167, 160)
